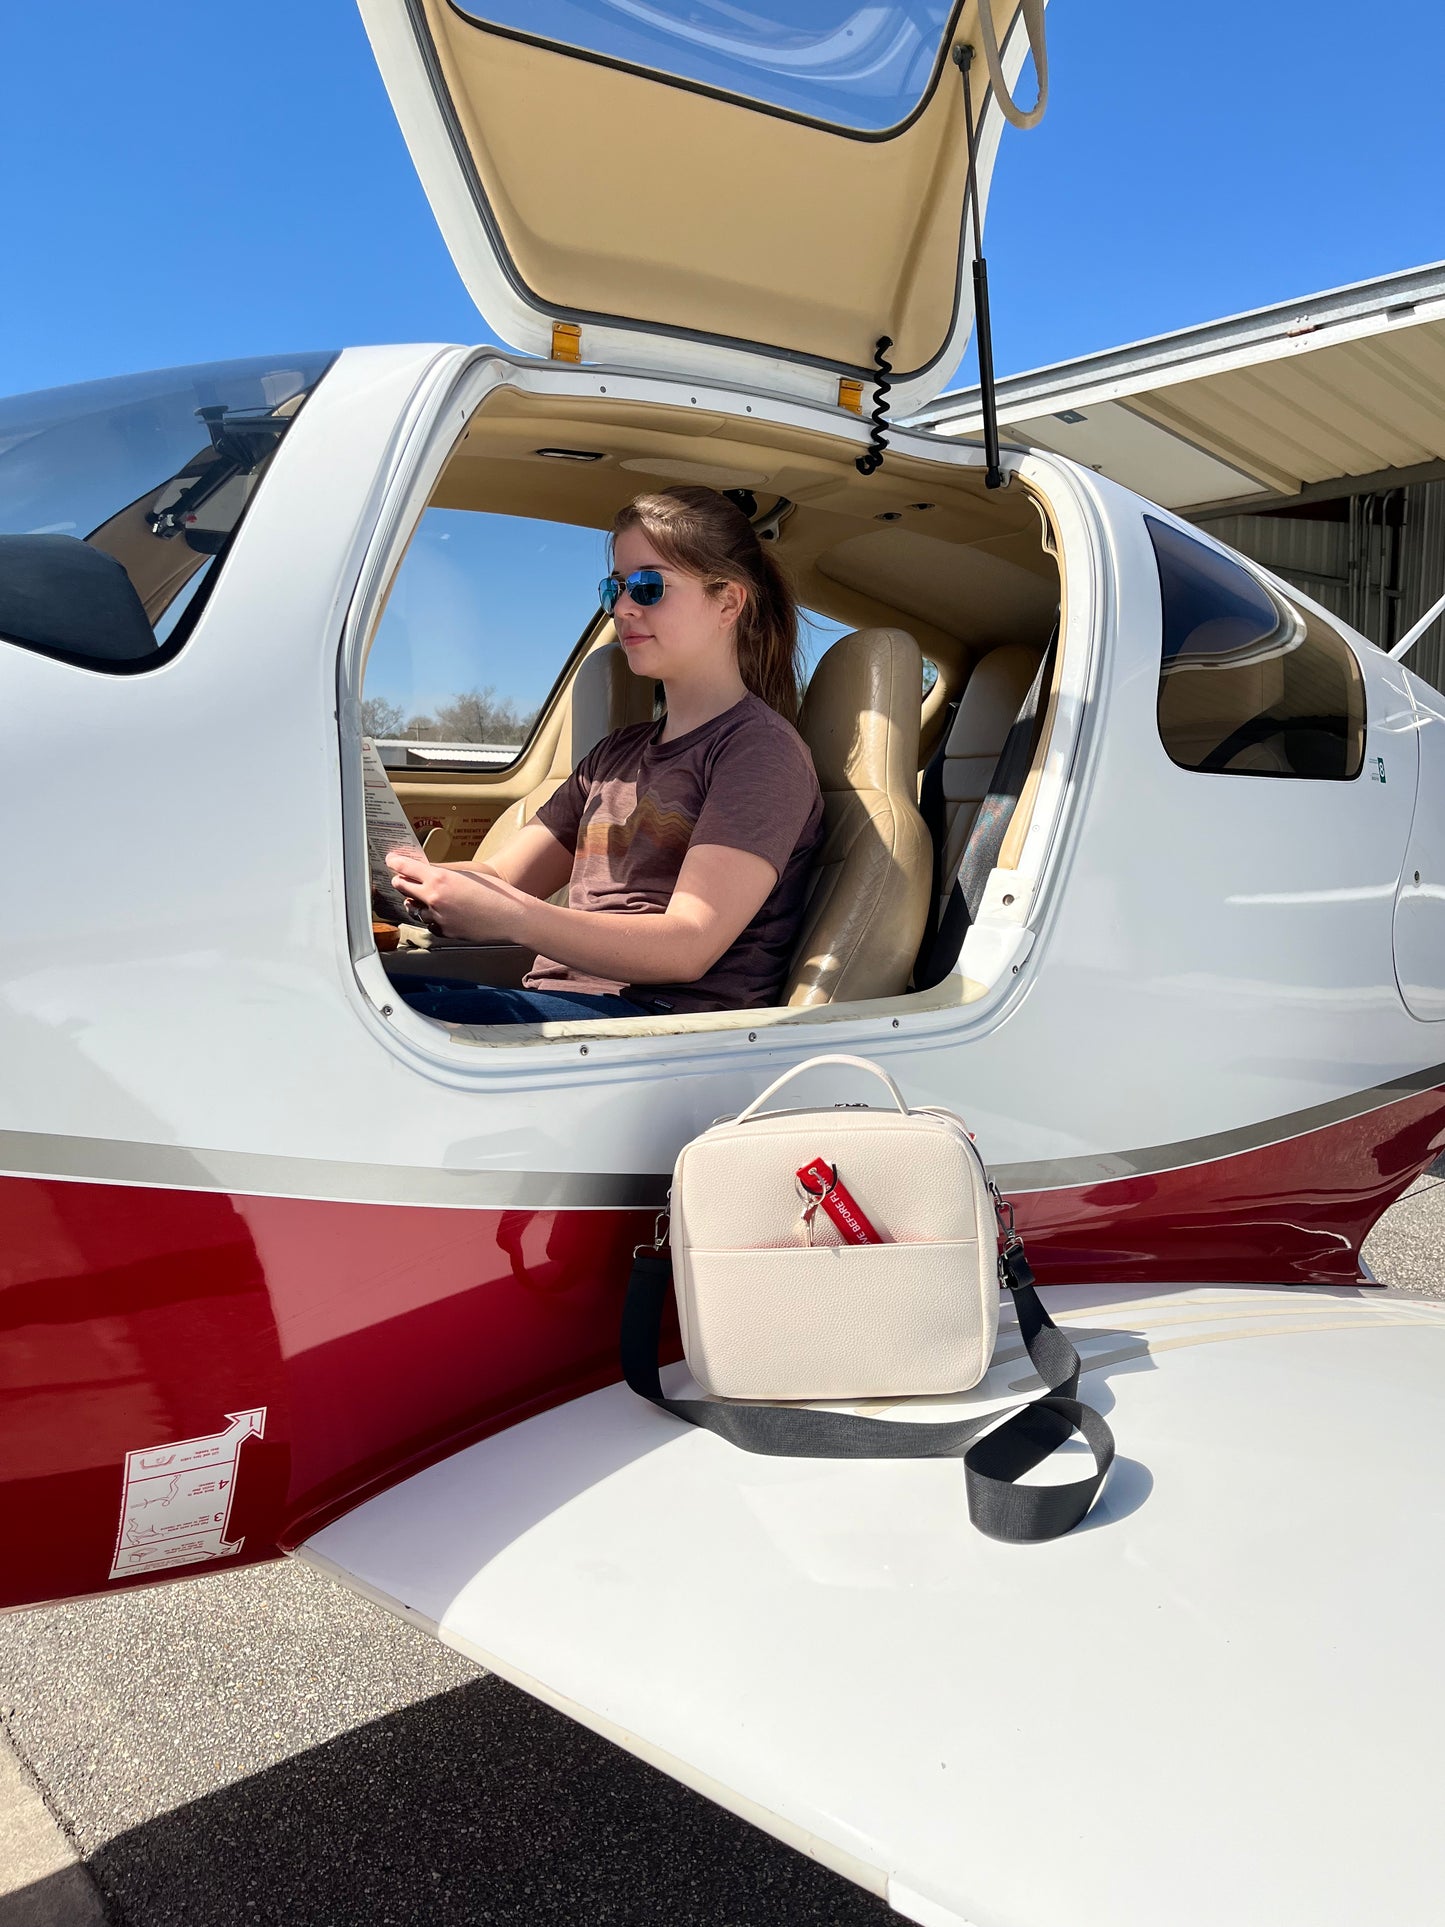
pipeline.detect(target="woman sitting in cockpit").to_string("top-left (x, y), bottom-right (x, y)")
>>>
top-left (387, 484), bottom-right (824, 1023)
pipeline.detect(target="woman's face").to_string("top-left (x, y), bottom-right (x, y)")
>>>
top-left (609, 526), bottom-right (745, 685)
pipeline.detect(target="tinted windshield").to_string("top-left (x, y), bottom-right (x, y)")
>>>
top-left (457, 1), bottom-right (955, 129)
top-left (0, 352), bottom-right (337, 667)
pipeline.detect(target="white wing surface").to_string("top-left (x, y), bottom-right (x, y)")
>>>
top-left (301, 1285), bottom-right (1445, 1925)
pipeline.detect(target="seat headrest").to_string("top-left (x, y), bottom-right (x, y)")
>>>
top-left (569, 638), bottom-right (653, 762)
top-left (944, 645), bottom-right (1044, 760)
top-left (799, 627), bottom-right (922, 794)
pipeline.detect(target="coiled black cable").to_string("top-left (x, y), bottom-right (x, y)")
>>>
top-left (854, 335), bottom-right (893, 476)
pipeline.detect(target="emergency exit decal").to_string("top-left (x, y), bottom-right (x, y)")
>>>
top-left (109, 1408), bottom-right (266, 1581)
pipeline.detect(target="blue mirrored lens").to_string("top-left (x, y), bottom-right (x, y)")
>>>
top-left (600, 569), bottom-right (665, 613)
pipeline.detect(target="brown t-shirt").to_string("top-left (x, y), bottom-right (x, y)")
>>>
top-left (526, 693), bottom-right (824, 1013)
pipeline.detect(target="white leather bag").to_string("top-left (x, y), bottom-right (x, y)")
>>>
top-left (620, 1052), bottom-right (1117, 1543)
top-left (671, 1054), bottom-right (997, 1400)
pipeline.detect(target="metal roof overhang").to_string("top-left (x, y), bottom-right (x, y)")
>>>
top-left (913, 261), bottom-right (1445, 513)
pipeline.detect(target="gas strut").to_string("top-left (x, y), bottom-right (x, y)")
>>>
top-left (954, 43), bottom-right (1004, 491)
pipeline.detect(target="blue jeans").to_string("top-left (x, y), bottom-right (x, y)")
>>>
top-left (396, 979), bottom-right (651, 1024)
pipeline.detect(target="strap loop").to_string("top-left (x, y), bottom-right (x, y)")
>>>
top-left (975, 0), bottom-right (1049, 131)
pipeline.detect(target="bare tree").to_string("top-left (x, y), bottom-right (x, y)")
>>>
top-left (361, 694), bottom-right (407, 738)
top-left (363, 687), bottom-right (537, 744)
top-left (430, 685), bottom-right (536, 743)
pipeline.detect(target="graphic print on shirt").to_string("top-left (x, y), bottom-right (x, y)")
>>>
top-left (577, 792), bottom-right (698, 868)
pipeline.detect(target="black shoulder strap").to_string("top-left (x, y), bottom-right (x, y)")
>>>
top-left (621, 1236), bottom-right (1114, 1543)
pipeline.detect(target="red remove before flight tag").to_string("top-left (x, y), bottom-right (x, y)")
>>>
top-left (796, 1158), bottom-right (884, 1245)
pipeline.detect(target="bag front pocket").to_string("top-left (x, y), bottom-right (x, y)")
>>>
top-left (678, 1240), bottom-right (996, 1402)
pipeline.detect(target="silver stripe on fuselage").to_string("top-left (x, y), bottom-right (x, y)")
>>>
top-left (2, 1062), bottom-right (1443, 1209)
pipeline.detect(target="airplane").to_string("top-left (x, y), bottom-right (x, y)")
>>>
top-left (4, 3), bottom-right (1445, 1921)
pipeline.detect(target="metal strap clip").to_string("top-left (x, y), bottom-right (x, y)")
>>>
top-left (634, 1199), bottom-right (670, 1260)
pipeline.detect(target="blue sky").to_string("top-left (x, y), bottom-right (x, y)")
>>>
top-left (5, 2), bottom-right (1443, 718)
top-left (4, 1), bottom-right (1442, 396)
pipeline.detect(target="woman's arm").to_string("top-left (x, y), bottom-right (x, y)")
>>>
top-left (443, 820), bottom-right (573, 901)
top-left (386, 842), bottom-right (777, 984)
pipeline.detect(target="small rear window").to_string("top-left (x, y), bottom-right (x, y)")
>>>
top-left (1148, 516), bottom-right (1365, 781)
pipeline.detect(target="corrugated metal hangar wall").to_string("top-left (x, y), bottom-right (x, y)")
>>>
top-left (1196, 477), bottom-right (1445, 694)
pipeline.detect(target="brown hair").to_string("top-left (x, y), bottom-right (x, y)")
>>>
top-left (610, 485), bottom-right (802, 723)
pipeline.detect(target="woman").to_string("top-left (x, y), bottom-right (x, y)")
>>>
top-left (387, 485), bottom-right (824, 1023)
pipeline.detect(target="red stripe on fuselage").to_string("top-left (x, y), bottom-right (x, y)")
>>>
top-left (3, 1083), bottom-right (1442, 1611)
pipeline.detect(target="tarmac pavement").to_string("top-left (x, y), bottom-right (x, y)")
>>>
top-left (3, 1165), bottom-right (1441, 1927)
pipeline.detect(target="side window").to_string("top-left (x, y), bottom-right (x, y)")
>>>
top-left (363, 508), bottom-right (606, 771)
top-left (0, 353), bottom-right (336, 674)
top-left (799, 608), bottom-right (851, 691)
top-left (797, 611), bottom-right (937, 702)
top-left (1148, 516), bottom-right (1365, 780)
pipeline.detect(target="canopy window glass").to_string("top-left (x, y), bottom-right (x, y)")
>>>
top-left (452, 1), bottom-right (956, 130)
top-left (0, 353), bottom-right (337, 672)
top-left (1148, 518), bottom-right (1366, 782)
top-left (370, 0), bottom-right (1039, 409)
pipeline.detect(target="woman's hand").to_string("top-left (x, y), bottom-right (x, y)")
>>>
top-left (385, 850), bottom-right (530, 943)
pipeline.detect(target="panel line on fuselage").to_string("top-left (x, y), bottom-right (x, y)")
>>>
top-left (1, 1059), bottom-right (1441, 1207)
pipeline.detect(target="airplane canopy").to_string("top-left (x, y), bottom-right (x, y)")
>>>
top-left (357, 0), bottom-right (1047, 411)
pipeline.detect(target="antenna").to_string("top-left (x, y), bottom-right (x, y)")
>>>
top-left (954, 43), bottom-right (1003, 491)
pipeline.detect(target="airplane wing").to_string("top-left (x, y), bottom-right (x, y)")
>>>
top-left (299, 1284), bottom-right (1445, 1927)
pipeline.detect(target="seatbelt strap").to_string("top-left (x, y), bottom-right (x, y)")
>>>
top-left (620, 1209), bottom-right (1114, 1544)
top-left (915, 698), bottom-right (960, 967)
top-left (916, 634), bottom-right (1055, 991)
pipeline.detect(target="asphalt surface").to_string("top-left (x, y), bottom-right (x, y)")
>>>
top-left (2, 1167), bottom-right (1441, 1927)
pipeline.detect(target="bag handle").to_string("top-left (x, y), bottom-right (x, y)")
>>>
top-left (975, 0), bottom-right (1049, 131)
top-left (733, 1053), bottom-right (910, 1124)
top-left (620, 1234), bottom-right (1114, 1544)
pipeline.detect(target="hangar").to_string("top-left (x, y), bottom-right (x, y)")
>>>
top-left (916, 260), bottom-right (1445, 691)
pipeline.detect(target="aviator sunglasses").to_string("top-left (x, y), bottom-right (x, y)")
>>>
top-left (598, 567), bottom-right (666, 614)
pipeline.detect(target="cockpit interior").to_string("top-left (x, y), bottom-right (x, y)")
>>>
top-left (361, 383), bottom-right (1064, 1034)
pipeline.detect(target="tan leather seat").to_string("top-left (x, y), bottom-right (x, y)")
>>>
top-left (930, 643), bottom-right (1043, 930)
top-left (473, 640), bottom-right (654, 861)
top-left (785, 628), bottom-right (931, 1007)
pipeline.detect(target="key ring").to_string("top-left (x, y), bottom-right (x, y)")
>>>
top-left (794, 1162), bottom-right (837, 1247)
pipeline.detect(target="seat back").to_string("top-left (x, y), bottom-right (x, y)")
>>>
top-left (1157, 651), bottom-right (1291, 773)
top-left (927, 644), bottom-right (1044, 933)
top-left (473, 641), bottom-right (654, 862)
top-left (784, 628), bottom-right (931, 1008)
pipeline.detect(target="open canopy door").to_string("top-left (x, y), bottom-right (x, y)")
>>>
top-left (359, 0), bottom-right (1046, 410)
